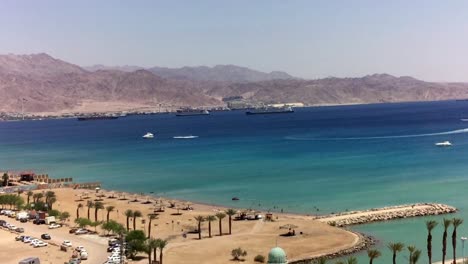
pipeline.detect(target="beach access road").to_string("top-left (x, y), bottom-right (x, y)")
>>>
top-left (0, 215), bottom-right (108, 264)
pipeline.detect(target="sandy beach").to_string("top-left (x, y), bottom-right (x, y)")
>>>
top-left (9, 187), bottom-right (358, 263)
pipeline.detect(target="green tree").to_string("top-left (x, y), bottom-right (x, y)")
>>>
top-left (367, 249), bottom-right (381, 264)
top-left (133, 210), bottom-right (142, 230)
top-left (452, 218), bottom-right (464, 264)
top-left (45, 191), bottom-right (56, 209)
top-left (48, 209), bottom-right (61, 217)
top-left (33, 192), bottom-right (43, 203)
top-left (411, 249), bottom-right (422, 264)
top-left (147, 214), bottom-right (158, 238)
top-left (76, 203), bottom-right (83, 219)
top-left (124, 209), bottom-right (134, 231)
top-left (194, 215), bottom-right (205, 240)
top-left (408, 246), bottom-right (416, 264)
top-left (231, 247), bottom-right (247, 261)
top-left (125, 230), bottom-right (147, 259)
top-left (90, 221), bottom-right (102, 233)
top-left (86, 201), bottom-right (94, 220)
top-left (216, 212), bottom-right (226, 236)
top-left (426, 220), bottom-right (438, 264)
top-left (105, 205), bottom-right (115, 222)
top-left (225, 208), bottom-right (237, 235)
top-left (94, 201), bottom-right (104, 222)
top-left (206, 215), bottom-right (216, 238)
top-left (157, 238), bottom-right (168, 264)
top-left (388, 242), bottom-right (405, 264)
top-left (314, 257), bottom-right (327, 264)
top-left (59, 211), bottom-right (70, 223)
top-left (145, 238), bottom-right (158, 264)
top-left (74, 217), bottom-right (92, 229)
top-left (2, 173), bottom-right (9, 187)
top-left (346, 257), bottom-right (358, 264)
top-left (442, 218), bottom-right (452, 264)
top-left (26, 191), bottom-right (33, 204)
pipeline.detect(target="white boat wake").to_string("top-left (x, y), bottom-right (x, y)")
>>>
top-left (285, 128), bottom-right (468, 141)
top-left (173, 135), bottom-right (199, 139)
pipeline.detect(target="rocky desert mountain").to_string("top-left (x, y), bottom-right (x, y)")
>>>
top-left (2, 53), bottom-right (468, 114)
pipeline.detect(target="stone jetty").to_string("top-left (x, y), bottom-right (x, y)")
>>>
top-left (316, 203), bottom-right (457, 227)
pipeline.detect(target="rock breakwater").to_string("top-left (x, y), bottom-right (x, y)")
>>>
top-left (316, 203), bottom-right (457, 227)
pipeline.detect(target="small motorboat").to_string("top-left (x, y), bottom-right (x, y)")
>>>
top-left (173, 135), bottom-right (198, 139)
top-left (231, 197), bottom-right (240, 201)
top-left (142, 132), bottom-right (154, 139)
top-left (435, 141), bottom-right (452, 147)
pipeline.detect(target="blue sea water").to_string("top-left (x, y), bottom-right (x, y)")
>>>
top-left (1, 100), bottom-right (468, 263)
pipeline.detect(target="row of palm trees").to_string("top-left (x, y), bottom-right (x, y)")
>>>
top-left (194, 208), bottom-right (237, 239)
top-left (145, 238), bottom-right (168, 264)
top-left (326, 217), bottom-right (464, 264)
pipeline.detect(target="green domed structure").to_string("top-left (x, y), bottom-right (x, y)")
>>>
top-left (267, 247), bottom-right (288, 264)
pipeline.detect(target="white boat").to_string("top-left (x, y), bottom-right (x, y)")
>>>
top-left (173, 135), bottom-right (198, 139)
top-left (461, 119), bottom-right (468, 122)
top-left (435, 141), bottom-right (452, 147)
top-left (142, 132), bottom-right (154, 139)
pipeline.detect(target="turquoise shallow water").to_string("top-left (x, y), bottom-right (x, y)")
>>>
top-left (1, 101), bottom-right (468, 263)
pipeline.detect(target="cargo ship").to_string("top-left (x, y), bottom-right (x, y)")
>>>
top-left (77, 116), bottom-right (119, 121)
top-left (246, 106), bottom-right (294, 115)
top-left (175, 109), bottom-right (210, 116)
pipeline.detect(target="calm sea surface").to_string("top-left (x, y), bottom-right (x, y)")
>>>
top-left (2, 100), bottom-right (468, 263)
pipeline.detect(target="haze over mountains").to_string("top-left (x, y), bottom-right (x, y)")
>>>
top-left (2, 53), bottom-right (468, 114)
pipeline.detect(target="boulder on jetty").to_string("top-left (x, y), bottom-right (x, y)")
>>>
top-left (316, 203), bottom-right (457, 227)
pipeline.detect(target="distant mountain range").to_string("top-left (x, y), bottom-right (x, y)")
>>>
top-left (85, 64), bottom-right (295, 83)
top-left (2, 53), bottom-right (468, 114)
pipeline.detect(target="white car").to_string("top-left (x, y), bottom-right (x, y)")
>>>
top-left (75, 228), bottom-right (88, 235)
top-left (8, 225), bottom-right (17, 230)
top-left (48, 223), bottom-right (61, 229)
top-left (34, 241), bottom-right (48, 247)
top-left (75, 246), bottom-right (86, 252)
top-left (62, 240), bottom-right (73, 247)
top-left (23, 237), bottom-right (32, 243)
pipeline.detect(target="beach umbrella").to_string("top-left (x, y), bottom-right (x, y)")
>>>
top-left (279, 224), bottom-right (298, 229)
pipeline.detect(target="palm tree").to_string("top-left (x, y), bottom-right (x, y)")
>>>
top-left (367, 249), bottom-right (381, 264)
top-left (206, 215), bottom-right (216, 238)
top-left (194, 215), bottom-right (205, 239)
top-left (133, 210), bottom-right (142, 230)
top-left (147, 214), bottom-right (157, 238)
top-left (216, 212), bottom-right (226, 236)
top-left (2, 172), bottom-right (8, 187)
top-left (411, 249), bottom-right (422, 264)
top-left (47, 196), bottom-right (57, 210)
top-left (442, 218), bottom-right (452, 264)
top-left (408, 246), bottom-right (416, 264)
top-left (86, 201), bottom-right (94, 220)
top-left (225, 209), bottom-right (237, 235)
top-left (146, 238), bottom-right (158, 264)
top-left (158, 239), bottom-right (168, 264)
top-left (26, 191), bottom-right (33, 204)
top-left (33, 193), bottom-right (43, 203)
top-left (45, 191), bottom-right (56, 207)
top-left (76, 203), bottom-right (83, 219)
top-left (124, 209), bottom-right (133, 231)
top-left (452, 218), bottom-right (464, 264)
top-left (105, 206), bottom-right (115, 222)
top-left (425, 220), bottom-right (438, 264)
top-left (94, 201), bottom-right (104, 222)
top-left (346, 256), bottom-right (358, 264)
top-left (388, 242), bottom-right (405, 264)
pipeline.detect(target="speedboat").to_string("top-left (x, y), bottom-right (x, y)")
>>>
top-left (435, 141), bottom-right (452, 147)
top-left (173, 135), bottom-right (198, 139)
top-left (142, 132), bottom-right (154, 139)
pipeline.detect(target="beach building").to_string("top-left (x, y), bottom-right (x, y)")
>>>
top-left (267, 247), bottom-right (288, 264)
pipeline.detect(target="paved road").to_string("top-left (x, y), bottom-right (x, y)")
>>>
top-left (0, 215), bottom-right (109, 264)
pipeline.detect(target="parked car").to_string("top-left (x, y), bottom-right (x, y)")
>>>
top-left (74, 229), bottom-right (88, 235)
top-left (15, 235), bottom-right (25, 241)
top-left (69, 228), bottom-right (78, 234)
top-left (33, 219), bottom-right (46, 225)
top-left (33, 240), bottom-right (48, 247)
top-left (41, 233), bottom-right (51, 240)
top-left (19, 218), bottom-right (28, 223)
top-left (62, 240), bottom-right (73, 247)
top-left (18, 257), bottom-right (40, 264)
top-left (68, 258), bottom-right (81, 264)
top-left (22, 236), bottom-right (32, 243)
top-left (75, 246), bottom-right (86, 252)
top-left (48, 223), bottom-right (61, 229)
top-left (80, 251), bottom-right (88, 260)
top-left (15, 227), bottom-right (25, 233)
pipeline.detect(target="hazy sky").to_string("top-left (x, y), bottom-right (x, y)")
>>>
top-left (1, 0), bottom-right (468, 81)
